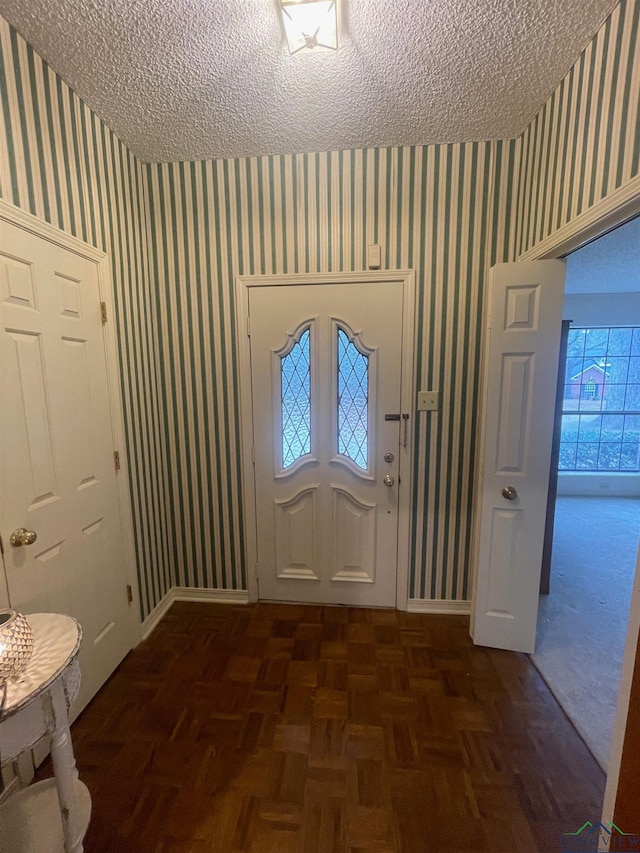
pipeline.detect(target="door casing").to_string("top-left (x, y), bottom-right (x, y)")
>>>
top-left (235, 270), bottom-right (416, 608)
top-left (0, 198), bottom-right (141, 646)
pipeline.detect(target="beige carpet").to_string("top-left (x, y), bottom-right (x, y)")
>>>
top-left (532, 496), bottom-right (640, 771)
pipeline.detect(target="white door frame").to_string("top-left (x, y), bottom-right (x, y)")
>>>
top-left (511, 174), bottom-right (640, 830)
top-left (519, 176), bottom-right (640, 262)
top-left (0, 198), bottom-right (142, 645)
top-left (235, 270), bottom-right (417, 609)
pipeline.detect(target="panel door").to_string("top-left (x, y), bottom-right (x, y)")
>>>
top-left (250, 282), bottom-right (404, 606)
top-left (0, 219), bottom-right (133, 713)
top-left (471, 260), bottom-right (566, 653)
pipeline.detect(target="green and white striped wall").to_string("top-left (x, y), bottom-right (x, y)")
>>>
top-left (0, 18), bottom-right (172, 618)
top-left (1, 0), bottom-right (638, 618)
top-left (143, 143), bottom-right (515, 601)
top-left (515, 0), bottom-right (639, 257)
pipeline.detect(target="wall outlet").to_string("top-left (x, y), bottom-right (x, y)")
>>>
top-left (417, 390), bottom-right (439, 411)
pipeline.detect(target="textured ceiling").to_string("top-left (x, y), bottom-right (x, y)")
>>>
top-left (0, 0), bottom-right (619, 163)
top-left (565, 217), bottom-right (640, 295)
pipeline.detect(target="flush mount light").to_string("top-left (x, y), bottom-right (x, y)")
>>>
top-left (280, 0), bottom-right (338, 55)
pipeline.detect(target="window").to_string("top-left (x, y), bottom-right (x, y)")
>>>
top-left (281, 327), bottom-right (311, 468)
top-left (560, 327), bottom-right (640, 471)
top-left (337, 328), bottom-right (368, 469)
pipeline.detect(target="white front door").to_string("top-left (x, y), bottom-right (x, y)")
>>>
top-left (249, 281), bottom-right (405, 606)
top-left (471, 260), bottom-right (566, 653)
top-left (0, 217), bottom-right (133, 712)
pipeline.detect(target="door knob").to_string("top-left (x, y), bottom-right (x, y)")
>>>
top-left (10, 528), bottom-right (38, 547)
top-left (501, 486), bottom-right (518, 501)
top-left (383, 474), bottom-right (395, 487)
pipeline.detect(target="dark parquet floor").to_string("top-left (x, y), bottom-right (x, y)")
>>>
top-left (55, 602), bottom-right (604, 852)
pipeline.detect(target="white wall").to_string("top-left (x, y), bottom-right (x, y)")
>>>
top-left (563, 292), bottom-right (640, 325)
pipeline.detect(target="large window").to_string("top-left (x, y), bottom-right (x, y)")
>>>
top-left (560, 327), bottom-right (640, 471)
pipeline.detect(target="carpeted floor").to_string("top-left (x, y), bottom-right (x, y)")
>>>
top-left (533, 496), bottom-right (640, 771)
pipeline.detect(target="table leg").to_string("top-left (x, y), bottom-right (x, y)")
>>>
top-left (41, 682), bottom-right (85, 853)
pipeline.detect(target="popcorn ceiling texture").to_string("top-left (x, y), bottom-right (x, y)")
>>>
top-left (0, 0), bottom-right (619, 162)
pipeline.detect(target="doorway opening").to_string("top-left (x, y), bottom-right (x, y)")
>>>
top-left (532, 215), bottom-right (640, 770)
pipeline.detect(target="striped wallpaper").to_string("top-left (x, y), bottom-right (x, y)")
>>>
top-left (0, 17), bottom-right (172, 619)
top-left (515, 0), bottom-right (639, 257)
top-left (144, 143), bottom-right (515, 602)
top-left (1, 0), bottom-right (638, 617)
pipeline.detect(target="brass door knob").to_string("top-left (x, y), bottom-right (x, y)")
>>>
top-left (10, 528), bottom-right (38, 547)
top-left (383, 474), bottom-right (395, 487)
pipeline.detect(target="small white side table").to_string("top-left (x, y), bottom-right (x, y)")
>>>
top-left (0, 613), bottom-right (90, 853)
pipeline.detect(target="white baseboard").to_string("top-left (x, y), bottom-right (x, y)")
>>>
top-left (141, 586), bottom-right (249, 640)
top-left (406, 598), bottom-right (471, 615)
top-left (557, 472), bottom-right (640, 497)
top-left (141, 589), bottom-right (469, 638)
top-left (140, 589), bottom-right (175, 640)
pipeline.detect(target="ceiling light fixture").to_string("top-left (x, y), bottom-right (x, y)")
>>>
top-left (280, 0), bottom-right (338, 55)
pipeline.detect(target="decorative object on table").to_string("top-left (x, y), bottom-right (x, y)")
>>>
top-left (0, 610), bottom-right (34, 679)
top-left (0, 613), bottom-right (89, 852)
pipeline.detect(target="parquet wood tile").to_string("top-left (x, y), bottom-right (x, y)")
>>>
top-left (37, 602), bottom-right (605, 852)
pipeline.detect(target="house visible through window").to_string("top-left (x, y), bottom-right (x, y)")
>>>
top-left (560, 327), bottom-right (640, 471)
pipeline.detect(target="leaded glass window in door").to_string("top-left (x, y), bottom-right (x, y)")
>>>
top-left (280, 327), bottom-right (311, 468)
top-left (337, 328), bottom-right (368, 469)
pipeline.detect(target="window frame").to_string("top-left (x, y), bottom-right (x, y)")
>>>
top-left (559, 325), bottom-right (640, 472)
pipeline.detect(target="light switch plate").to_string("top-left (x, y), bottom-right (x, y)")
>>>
top-left (417, 390), bottom-right (439, 411)
top-left (368, 244), bottom-right (381, 269)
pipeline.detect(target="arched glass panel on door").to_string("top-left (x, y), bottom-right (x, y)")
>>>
top-left (337, 328), bottom-right (368, 469)
top-left (281, 327), bottom-right (311, 468)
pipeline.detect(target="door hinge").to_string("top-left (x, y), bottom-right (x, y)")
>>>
top-left (251, 446), bottom-right (255, 464)
top-left (247, 316), bottom-right (251, 336)
top-left (126, 584), bottom-right (133, 604)
top-left (114, 450), bottom-right (121, 470)
top-left (100, 301), bottom-right (108, 324)
top-left (0, 534), bottom-right (4, 556)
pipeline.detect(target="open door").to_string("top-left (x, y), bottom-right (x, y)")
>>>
top-left (471, 261), bottom-right (566, 653)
